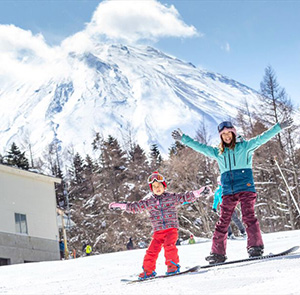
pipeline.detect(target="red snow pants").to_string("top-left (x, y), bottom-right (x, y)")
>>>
top-left (142, 228), bottom-right (179, 272)
top-left (211, 191), bottom-right (264, 255)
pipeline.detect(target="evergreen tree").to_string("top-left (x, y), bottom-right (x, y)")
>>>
top-left (169, 141), bottom-right (185, 158)
top-left (69, 153), bottom-right (97, 201)
top-left (68, 136), bottom-right (138, 255)
top-left (68, 153), bottom-right (85, 203)
top-left (126, 143), bottom-right (150, 201)
top-left (71, 152), bottom-right (85, 186)
top-left (98, 135), bottom-right (128, 202)
top-left (91, 132), bottom-right (103, 152)
top-left (4, 142), bottom-right (29, 170)
top-left (52, 162), bottom-right (65, 208)
top-left (83, 154), bottom-right (97, 195)
top-left (149, 143), bottom-right (162, 170)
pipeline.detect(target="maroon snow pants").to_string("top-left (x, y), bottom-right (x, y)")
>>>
top-left (211, 191), bottom-right (264, 255)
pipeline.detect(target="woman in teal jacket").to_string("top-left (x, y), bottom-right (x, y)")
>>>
top-left (172, 118), bottom-right (293, 264)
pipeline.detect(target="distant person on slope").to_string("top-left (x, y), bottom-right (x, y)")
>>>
top-left (85, 244), bottom-right (92, 256)
top-left (109, 171), bottom-right (212, 280)
top-left (127, 237), bottom-right (134, 250)
top-left (172, 118), bottom-right (293, 264)
top-left (82, 242), bottom-right (92, 256)
top-left (213, 176), bottom-right (246, 239)
top-left (188, 234), bottom-right (196, 244)
top-left (59, 239), bottom-right (65, 260)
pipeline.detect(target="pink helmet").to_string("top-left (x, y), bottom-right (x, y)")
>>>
top-left (218, 121), bottom-right (237, 138)
top-left (147, 171), bottom-right (167, 191)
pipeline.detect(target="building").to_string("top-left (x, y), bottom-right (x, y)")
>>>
top-left (0, 164), bottom-right (61, 265)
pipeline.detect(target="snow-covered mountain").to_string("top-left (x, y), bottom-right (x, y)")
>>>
top-left (0, 43), bottom-right (259, 162)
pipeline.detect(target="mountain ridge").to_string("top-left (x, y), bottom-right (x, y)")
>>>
top-left (0, 43), bottom-right (260, 164)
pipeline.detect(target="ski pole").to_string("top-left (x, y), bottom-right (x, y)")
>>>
top-left (274, 156), bottom-right (300, 217)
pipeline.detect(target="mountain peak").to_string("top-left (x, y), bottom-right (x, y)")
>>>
top-left (0, 43), bottom-right (259, 166)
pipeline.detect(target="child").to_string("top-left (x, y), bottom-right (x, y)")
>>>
top-left (109, 171), bottom-right (212, 280)
top-left (188, 234), bottom-right (196, 244)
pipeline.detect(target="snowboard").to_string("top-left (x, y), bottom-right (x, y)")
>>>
top-left (122, 246), bottom-right (299, 283)
top-left (200, 245), bottom-right (299, 269)
top-left (121, 265), bottom-right (199, 284)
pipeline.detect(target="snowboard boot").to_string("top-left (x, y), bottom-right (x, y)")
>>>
top-left (205, 253), bottom-right (227, 264)
top-left (248, 246), bottom-right (264, 258)
top-left (138, 268), bottom-right (157, 280)
top-left (166, 261), bottom-right (180, 275)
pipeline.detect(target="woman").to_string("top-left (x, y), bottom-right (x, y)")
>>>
top-left (172, 118), bottom-right (293, 263)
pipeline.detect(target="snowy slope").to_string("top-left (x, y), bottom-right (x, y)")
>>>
top-left (0, 229), bottom-right (299, 294)
top-left (0, 43), bottom-right (260, 162)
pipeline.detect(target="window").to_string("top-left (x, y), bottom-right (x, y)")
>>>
top-left (15, 213), bottom-right (28, 234)
top-left (0, 258), bottom-right (11, 266)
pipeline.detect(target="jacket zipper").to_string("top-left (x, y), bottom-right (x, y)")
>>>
top-left (227, 150), bottom-right (234, 194)
top-left (233, 151), bottom-right (236, 166)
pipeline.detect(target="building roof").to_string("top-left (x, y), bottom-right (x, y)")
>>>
top-left (0, 164), bottom-right (61, 184)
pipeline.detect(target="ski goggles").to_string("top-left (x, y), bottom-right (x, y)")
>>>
top-left (147, 173), bottom-right (165, 184)
top-left (218, 121), bottom-right (234, 133)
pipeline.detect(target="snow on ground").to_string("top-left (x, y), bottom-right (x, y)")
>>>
top-left (1, 230), bottom-right (300, 295)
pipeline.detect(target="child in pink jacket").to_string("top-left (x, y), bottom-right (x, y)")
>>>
top-left (109, 171), bottom-right (211, 280)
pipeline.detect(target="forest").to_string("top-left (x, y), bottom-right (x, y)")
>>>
top-left (1, 66), bottom-right (299, 256)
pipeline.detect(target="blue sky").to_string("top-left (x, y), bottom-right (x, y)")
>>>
top-left (1, 0), bottom-right (299, 106)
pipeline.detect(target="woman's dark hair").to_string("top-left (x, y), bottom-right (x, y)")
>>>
top-left (218, 132), bottom-right (236, 154)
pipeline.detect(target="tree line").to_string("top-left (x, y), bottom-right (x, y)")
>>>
top-left (1, 66), bottom-right (299, 255)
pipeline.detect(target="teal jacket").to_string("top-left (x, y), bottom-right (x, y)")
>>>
top-left (181, 123), bottom-right (282, 195)
top-left (213, 185), bottom-right (222, 210)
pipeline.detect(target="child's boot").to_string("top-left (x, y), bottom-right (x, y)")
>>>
top-left (166, 261), bottom-right (180, 275)
top-left (138, 268), bottom-right (156, 280)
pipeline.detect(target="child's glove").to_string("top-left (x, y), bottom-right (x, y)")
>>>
top-left (193, 186), bottom-right (212, 198)
top-left (172, 128), bottom-right (183, 141)
top-left (212, 208), bottom-right (217, 213)
top-left (109, 202), bottom-right (127, 210)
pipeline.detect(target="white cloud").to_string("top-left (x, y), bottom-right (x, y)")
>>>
top-left (85, 0), bottom-right (199, 43)
top-left (0, 0), bottom-right (199, 82)
top-left (60, 31), bottom-right (95, 54)
top-left (0, 25), bottom-right (47, 55)
top-left (0, 25), bottom-right (69, 82)
top-left (221, 42), bottom-right (230, 53)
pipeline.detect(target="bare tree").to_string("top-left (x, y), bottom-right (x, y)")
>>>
top-left (258, 65), bottom-right (293, 149)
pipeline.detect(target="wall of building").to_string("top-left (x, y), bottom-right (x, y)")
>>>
top-left (0, 165), bottom-right (61, 265)
top-left (0, 231), bottom-right (60, 264)
top-left (0, 169), bottom-right (59, 240)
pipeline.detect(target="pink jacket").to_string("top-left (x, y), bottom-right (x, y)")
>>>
top-left (125, 191), bottom-right (197, 232)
